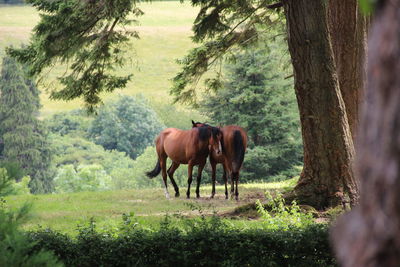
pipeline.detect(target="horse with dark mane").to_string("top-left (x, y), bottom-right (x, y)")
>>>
top-left (192, 121), bottom-right (247, 200)
top-left (146, 124), bottom-right (222, 199)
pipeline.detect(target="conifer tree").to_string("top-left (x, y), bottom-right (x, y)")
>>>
top-left (199, 41), bottom-right (302, 181)
top-left (0, 56), bottom-right (53, 193)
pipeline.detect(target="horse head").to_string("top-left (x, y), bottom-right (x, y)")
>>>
top-left (192, 120), bottom-right (209, 128)
top-left (209, 127), bottom-right (223, 155)
top-left (192, 120), bottom-right (222, 155)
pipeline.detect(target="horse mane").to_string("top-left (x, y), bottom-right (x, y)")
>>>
top-left (196, 125), bottom-right (221, 142)
top-left (193, 121), bottom-right (210, 127)
top-left (211, 127), bottom-right (222, 141)
top-left (197, 126), bottom-right (211, 141)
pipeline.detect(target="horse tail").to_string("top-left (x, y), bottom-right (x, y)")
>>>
top-left (232, 130), bottom-right (245, 173)
top-left (146, 159), bottom-right (161, 178)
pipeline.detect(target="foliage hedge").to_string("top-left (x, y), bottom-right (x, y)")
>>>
top-left (27, 221), bottom-right (335, 266)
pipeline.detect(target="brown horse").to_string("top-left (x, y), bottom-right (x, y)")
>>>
top-left (146, 124), bottom-right (222, 199)
top-left (192, 122), bottom-right (247, 200)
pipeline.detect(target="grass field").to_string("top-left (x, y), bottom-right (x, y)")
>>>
top-left (0, 2), bottom-right (203, 119)
top-left (4, 178), bottom-right (298, 235)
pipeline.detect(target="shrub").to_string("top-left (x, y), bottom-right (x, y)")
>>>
top-left (0, 161), bottom-right (25, 181)
top-left (11, 176), bottom-right (31, 195)
top-left (54, 164), bottom-right (112, 193)
top-left (0, 168), bottom-right (31, 195)
top-left (27, 215), bottom-right (335, 266)
top-left (45, 109), bottom-right (92, 137)
top-left (0, 168), bottom-right (60, 266)
top-left (256, 192), bottom-right (314, 230)
top-left (88, 95), bottom-right (164, 159)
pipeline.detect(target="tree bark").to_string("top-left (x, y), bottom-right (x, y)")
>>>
top-left (282, 0), bottom-right (359, 209)
top-left (333, 2), bottom-right (400, 266)
top-left (328, 0), bottom-right (368, 141)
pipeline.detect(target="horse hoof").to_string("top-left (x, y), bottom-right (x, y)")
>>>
top-left (210, 195), bottom-right (214, 199)
top-left (175, 192), bottom-right (180, 197)
top-left (196, 195), bottom-right (200, 199)
top-left (225, 195), bottom-right (228, 200)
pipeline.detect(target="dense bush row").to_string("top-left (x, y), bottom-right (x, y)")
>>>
top-left (28, 220), bottom-right (335, 267)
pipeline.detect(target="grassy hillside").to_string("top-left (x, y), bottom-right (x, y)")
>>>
top-left (5, 179), bottom-right (298, 235)
top-left (0, 2), bottom-right (204, 122)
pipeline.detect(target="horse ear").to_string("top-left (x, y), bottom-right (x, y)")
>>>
top-left (191, 120), bottom-right (195, 126)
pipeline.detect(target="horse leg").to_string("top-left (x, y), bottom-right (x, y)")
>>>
top-left (196, 160), bottom-right (206, 199)
top-left (186, 162), bottom-right (194, 199)
top-left (223, 168), bottom-right (228, 200)
top-left (210, 159), bottom-right (217, 199)
top-left (167, 161), bottom-right (180, 197)
top-left (233, 172), bottom-right (239, 201)
top-left (230, 171), bottom-right (235, 199)
top-left (160, 156), bottom-right (170, 199)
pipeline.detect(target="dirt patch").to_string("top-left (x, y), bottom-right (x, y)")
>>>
top-left (220, 202), bottom-right (260, 220)
top-left (219, 199), bottom-right (333, 223)
top-left (240, 192), bottom-right (265, 202)
top-left (136, 210), bottom-right (215, 217)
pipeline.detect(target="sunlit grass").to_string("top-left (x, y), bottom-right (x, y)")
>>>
top-left (5, 179), bottom-right (298, 235)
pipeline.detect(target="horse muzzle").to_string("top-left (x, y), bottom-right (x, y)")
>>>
top-left (214, 141), bottom-right (222, 155)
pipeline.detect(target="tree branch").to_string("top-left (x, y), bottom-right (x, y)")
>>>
top-left (267, 2), bottom-right (283, 9)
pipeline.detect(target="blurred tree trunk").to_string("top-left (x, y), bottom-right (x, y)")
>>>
top-left (333, 2), bottom-right (400, 266)
top-left (328, 0), bottom-right (368, 140)
top-left (282, 0), bottom-right (359, 209)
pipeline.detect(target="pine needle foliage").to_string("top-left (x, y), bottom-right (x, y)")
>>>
top-left (198, 39), bottom-right (302, 181)
top-left (7, 0), bottom-right (282, 110)
top-left (7, 0), bottom-right (146, 112)
top-left (170, 0), bottom-right (285, 105)
top-left (0, 55), bottom-right (53, 193)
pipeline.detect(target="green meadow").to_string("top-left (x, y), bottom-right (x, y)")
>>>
top-left (4, 179), bottom-right (298, 235)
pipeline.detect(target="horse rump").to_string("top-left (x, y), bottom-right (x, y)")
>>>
top-left (146, 159), bottom-right (161, 178)
top-left (232, 130), bottom-right (245, 172)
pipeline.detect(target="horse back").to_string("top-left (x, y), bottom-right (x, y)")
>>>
top-left (158, 128), bottom-right (209, 164)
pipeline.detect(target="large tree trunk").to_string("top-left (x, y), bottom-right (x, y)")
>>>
top-left (332, 2), bottom-right (400, 266)
top-left (282, 0), bottom-right (359, 209)
top-left (328, 0), bottom-right (368, 140)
